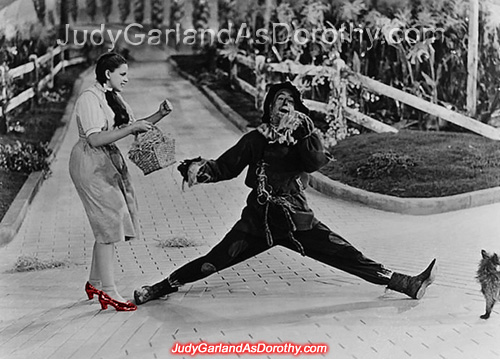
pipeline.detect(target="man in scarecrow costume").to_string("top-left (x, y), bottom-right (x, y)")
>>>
top-left (134, 82), bottom-right (437, 304)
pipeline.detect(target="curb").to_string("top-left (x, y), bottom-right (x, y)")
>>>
top-left (168, 56), bottom-right (500, 216)
top-left (309, 172), bottom-right (500, 215)
top-left (0, 67), bottom-right (91, 247)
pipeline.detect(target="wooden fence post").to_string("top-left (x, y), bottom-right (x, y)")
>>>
top-left (254, 55), bottom-right (268, 111)
top-left (29, 54), bottom-right (39, 109)
top-left (0, 65), bottom-right (7, 134)
top-left (230, 60), bottom-right (238, 89)
top-left (467, 0), bottom-right (479, 117)
top-left (61, 46), bottom-right (66, 73)
top-left (49, 47), bottom-right (55, 88)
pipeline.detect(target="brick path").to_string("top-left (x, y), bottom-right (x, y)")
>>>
top-left (0, 49), bottom-right (499, 359)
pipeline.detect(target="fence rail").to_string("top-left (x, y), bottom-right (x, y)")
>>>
top-left (0, 45), bottom-right (86, 118)
top-left (226, 54), bottom-right (500, 140)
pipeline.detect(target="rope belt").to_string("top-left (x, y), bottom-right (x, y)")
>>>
top-left (256, 161), bottom-right (305, 256)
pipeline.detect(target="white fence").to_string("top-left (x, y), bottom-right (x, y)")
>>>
top-left (0, 45), bottom-right (86, 117)
top-left (226, 54), bottom-right (500, 140)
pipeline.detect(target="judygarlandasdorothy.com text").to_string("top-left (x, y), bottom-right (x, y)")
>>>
top-left (57, 22), bottom-right (445, 51)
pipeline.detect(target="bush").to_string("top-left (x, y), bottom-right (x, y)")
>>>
top-left (0, 141), bottom-right (52, 173)
top-left (353, 151), bottom-right (417, 180)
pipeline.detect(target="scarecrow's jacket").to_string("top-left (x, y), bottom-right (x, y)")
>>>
top-left (200, 129), bottom-right (332, 240)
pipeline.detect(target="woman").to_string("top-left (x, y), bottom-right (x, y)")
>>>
top-left (69, 52), bottom-right (172, 312)
top-left (134, 82), bottom-right (436, 305)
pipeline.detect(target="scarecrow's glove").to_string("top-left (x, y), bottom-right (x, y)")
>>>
top-left (276, 111), bottom-right (315, 145)
top-left (291, 112), bottom-right (314, 141)
top-left (177, 157), bottom-right (212, 188)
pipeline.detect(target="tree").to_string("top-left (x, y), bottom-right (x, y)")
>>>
top-left (192, 0), bottom-right (210, 48)
top-left (69, 0), bottom-right (78, 22)
top-left (102, 0), bottom-right (113, 23)
top-left (170, 0), bottom-right (185, 29)
top-left (86, 0), bottom-right (97, 22)
top-left (118, 0), bottom-right (131, 23)
top-left (133, 0), bottom-right (145, 23)
top-left (32, 0), bottom-right (46, 25)
top-left (151, 0), bottom-right (164, 30)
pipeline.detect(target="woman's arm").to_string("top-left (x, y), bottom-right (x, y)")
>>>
top-left (139, 111), bottom-right (163, 124)
top-left (88, 98), bottom-right (173, 146)
top-left (87, 121), bottom-right (152, 147)
top-left (139, 99), bottom-right (173, 124)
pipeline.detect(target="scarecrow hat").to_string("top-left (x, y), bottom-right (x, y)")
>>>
top-left (261, 82), bottom-right (310, 124)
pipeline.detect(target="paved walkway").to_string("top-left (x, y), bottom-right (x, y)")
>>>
top-left (1, 46), bottom-right (500, 359)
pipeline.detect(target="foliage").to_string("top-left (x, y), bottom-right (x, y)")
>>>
top-left (170, 0), bottom-right (185, 28)
top-left (151, 0), bottom-right (164, 30)
top-left (0, 26), bottom-right (57, 68)
top-left (218, 39), bottom-right (242, 63)
top-left (102, 0), bottom-right (113, 23)
top-left (219, 0), bottom-right (500, 133)
top-left (32, 0), bottom-right (46, 25)
top-left (69, 0), bottom-right (78, 22)
top-left (38, 87), bottom-right (71, 105)
top-left (192, 0), bottom-right (210, 49)
top-left (217, 0), bottom-right (236, 30)
top-left (133, 0), bottom-right (145, 23)
top-left (86, 0), bottom-right (97, 22)
top-left (118, 0), bottom-right (131, 23)
top-left (338, 0), bottom-right (500, 128)
top-left (353, 151), bottom-right (417, 179)
top-left (0, 141), bottom-right (52, 173)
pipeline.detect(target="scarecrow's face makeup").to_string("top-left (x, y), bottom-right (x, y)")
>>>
top-left (270, 89), bottom-right (295, 126)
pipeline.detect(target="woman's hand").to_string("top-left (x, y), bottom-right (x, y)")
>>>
top-left (128, 120), bottom-right (153, 135)
top-left (159, 99), bottom-right (173, 117)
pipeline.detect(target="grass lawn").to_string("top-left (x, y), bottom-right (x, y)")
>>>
top-left (172, 54), bottom-right (500, 199)
top-left (321, 131), bottom-right (500, 198)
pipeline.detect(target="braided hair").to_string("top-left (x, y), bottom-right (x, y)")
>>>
top-left (95, 52), bottom-right (130, 128)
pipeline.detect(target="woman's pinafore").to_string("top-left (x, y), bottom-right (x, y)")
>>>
top-left (69, 83), bottom-right (139, 243)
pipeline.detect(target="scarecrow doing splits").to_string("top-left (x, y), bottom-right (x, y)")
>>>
top-left (134, 82), bottom-right (437, 305)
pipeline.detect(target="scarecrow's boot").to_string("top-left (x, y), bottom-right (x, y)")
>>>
top-left (387, 259), bottom-right (437, 299)
top-left (134, 278), bottom-right (178, 305)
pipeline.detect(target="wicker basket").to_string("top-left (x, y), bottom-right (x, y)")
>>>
top-left (128, 124), bottom-right (175, 175)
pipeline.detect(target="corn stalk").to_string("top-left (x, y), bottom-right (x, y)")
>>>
top-left (118, 0), bottom-right (130, 23)
top-left (102, 0), bottom-right (112, 23)
top-left (170, 0), bottom-right (185, 29)
top-left (133, 0), bottom-right (145, 23)
top-left (32, 0), bottom-right (46, 25)
top-left (85, 0), bottom-right (96, 22)
top-left (69, 0), bottom-right (78, 22)
top-left (151, 0), bottom-right (164, 30)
